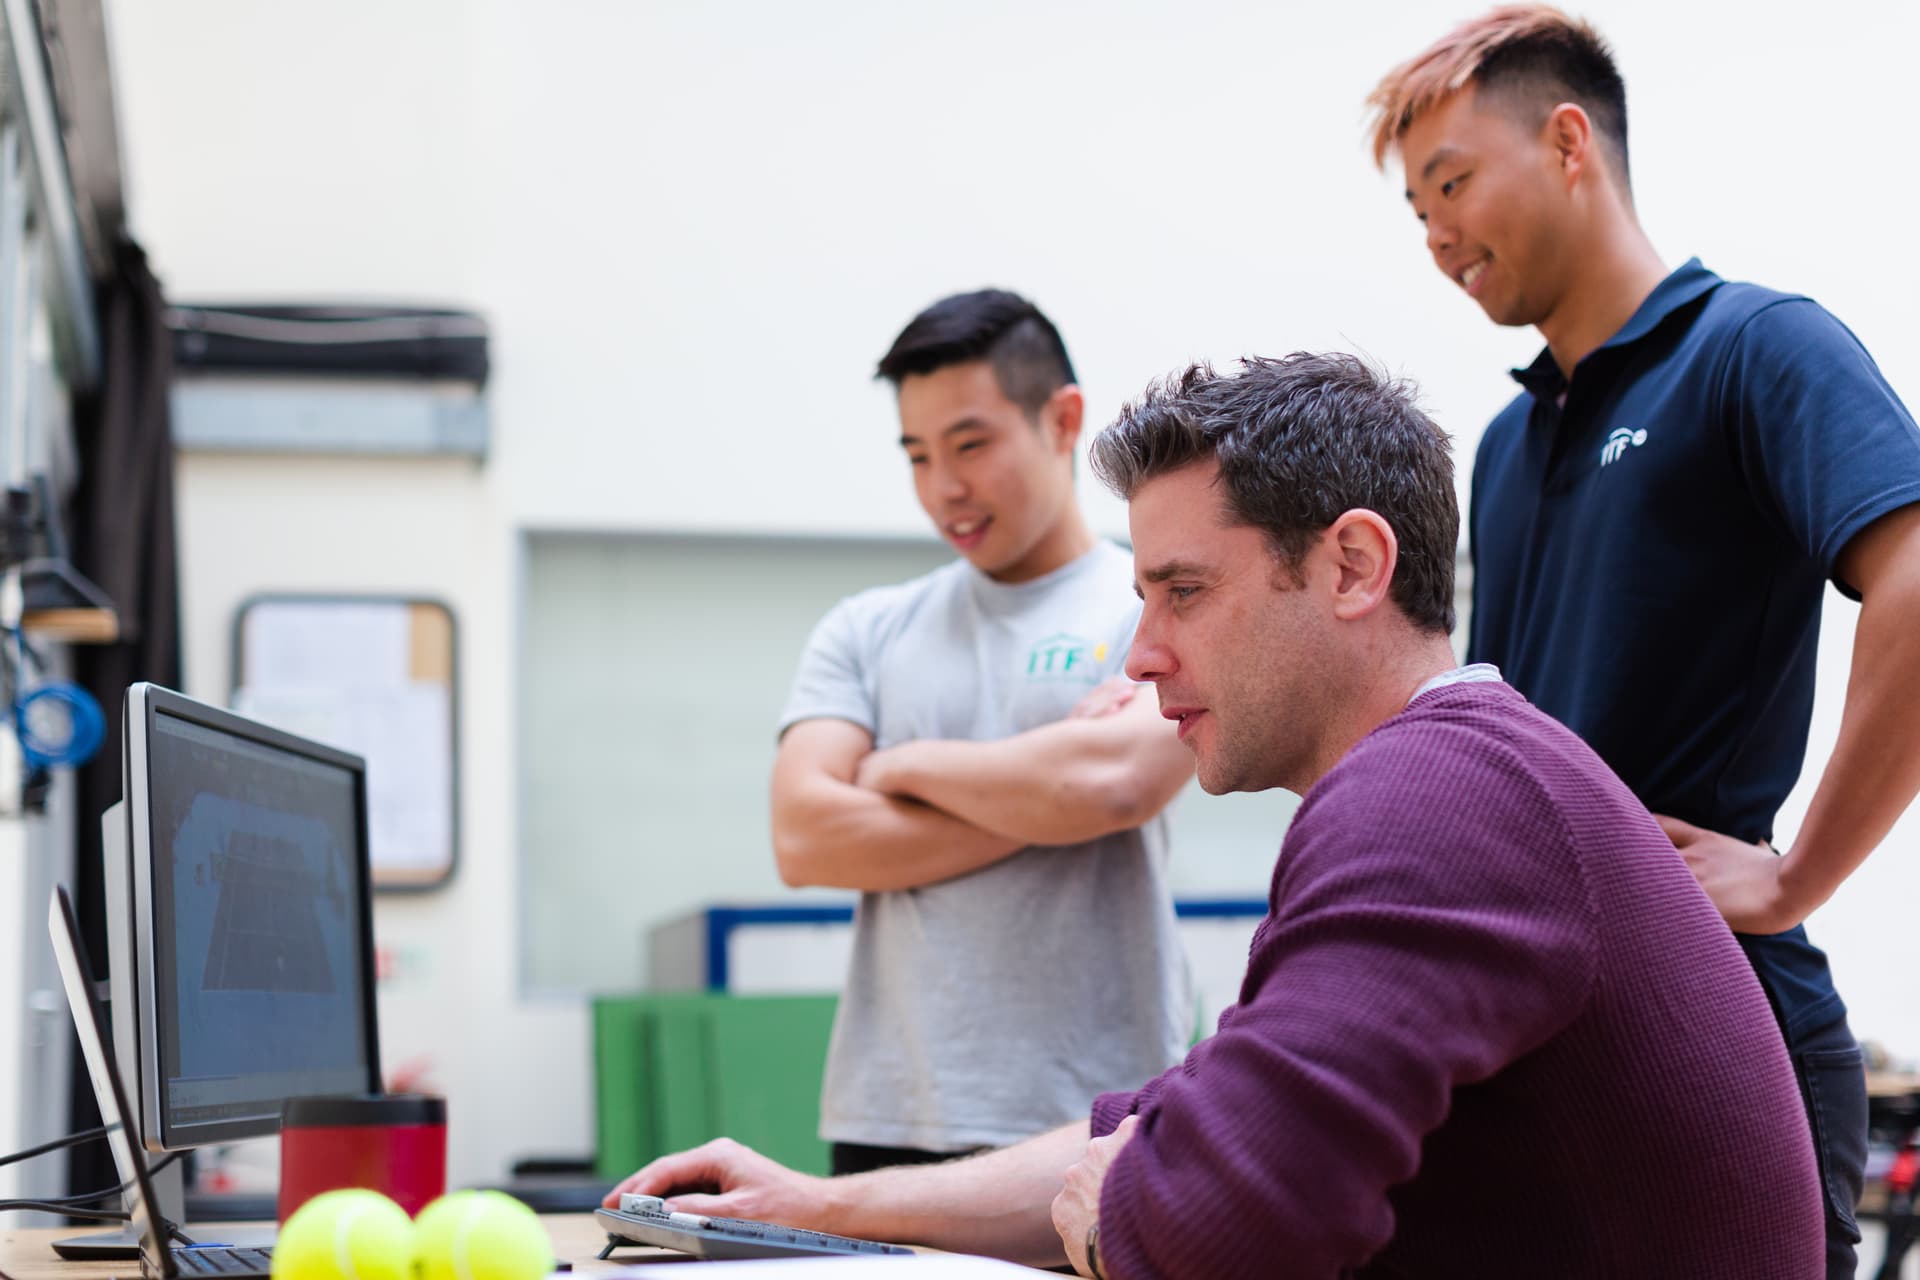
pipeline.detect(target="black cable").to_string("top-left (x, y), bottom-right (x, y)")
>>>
top-left (17, 1186), bottom-right (129, 1209)
top-left (0, 1149), bottom-right (184, 1219)
top-left (0, 1203), bottom-right (129, 1222)
top-left (25, 1151), bottom-right (185, 1208)
top-left (0, 1125), bottom-right (109, 1169)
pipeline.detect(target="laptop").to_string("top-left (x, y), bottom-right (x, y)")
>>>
top-left (49, 885), bottom-right (275, 1279)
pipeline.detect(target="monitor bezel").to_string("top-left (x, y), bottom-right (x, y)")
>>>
top-left (123, 681), bottom-right (383, 1151)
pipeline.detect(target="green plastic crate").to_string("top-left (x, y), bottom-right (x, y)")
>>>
top-left (593, 992), bottom-right (839, 1181)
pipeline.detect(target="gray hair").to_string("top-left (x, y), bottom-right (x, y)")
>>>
top-left (1091, 352), bottom-right (1457, 634)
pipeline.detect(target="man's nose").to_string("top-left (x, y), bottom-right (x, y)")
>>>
top-left (1125, 621), bottom-right (1173, 684)
top-left (931, 459), bottom-right (969, 502)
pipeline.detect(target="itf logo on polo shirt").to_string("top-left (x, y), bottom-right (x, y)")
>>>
top-left (1026, 633), bottom-right (1107, 683)
top-left (1600, 426), bottom-right (1649, 467)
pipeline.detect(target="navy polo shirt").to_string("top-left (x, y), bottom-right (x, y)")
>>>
top-left (1468, 258), bottom-right (1920, 1041)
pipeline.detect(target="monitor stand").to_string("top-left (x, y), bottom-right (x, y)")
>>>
top-left (48, 1148), bottom-right (278, 1259)
top-left (50, 1157), bottom-right (184, 1259)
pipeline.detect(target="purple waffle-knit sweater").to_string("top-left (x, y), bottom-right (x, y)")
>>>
top-left (1090, 682), bottom-right (1821, 1279)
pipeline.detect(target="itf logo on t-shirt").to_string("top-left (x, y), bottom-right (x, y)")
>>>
top-left (1600, 426), bottom-right (1648, 467)
top-left (1026, 633), bottom-right (1106, 683)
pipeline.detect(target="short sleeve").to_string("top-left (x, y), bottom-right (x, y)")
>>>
top-left (775, 600), bottom-right (877, 740)
top-left (1721, 299), bottom-right (1920, 593)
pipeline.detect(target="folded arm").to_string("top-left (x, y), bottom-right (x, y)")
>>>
top-left (771, 717), bottom-right (1023, 892)
top-left (855, 682), bottom-right (1193, 846)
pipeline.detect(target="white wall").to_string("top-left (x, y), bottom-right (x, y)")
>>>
top-left (108, 0), bottom-right (1920, 1186)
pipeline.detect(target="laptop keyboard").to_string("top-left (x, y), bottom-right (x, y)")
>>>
top-left (172, 1246), bottom-right (274, 1275)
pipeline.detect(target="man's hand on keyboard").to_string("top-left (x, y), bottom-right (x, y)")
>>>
top-left (603, 1137), bottom-right (827, 1229)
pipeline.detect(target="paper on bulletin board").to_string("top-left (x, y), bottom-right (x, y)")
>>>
top-left (233, 598), bottom-right (456, 888)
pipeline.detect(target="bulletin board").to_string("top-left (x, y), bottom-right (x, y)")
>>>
top-left (231, 594), bottom-right (459, 890)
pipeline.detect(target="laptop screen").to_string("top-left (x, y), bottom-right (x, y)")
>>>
top-left (49, 886), bottom-right (177, 1280)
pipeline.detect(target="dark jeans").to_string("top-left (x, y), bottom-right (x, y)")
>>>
top-left (1791, 1016), bottom-right (1868, 1280)
top-left (829, 1142), bottom-right (979, 1177)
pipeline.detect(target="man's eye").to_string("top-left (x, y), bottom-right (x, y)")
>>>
top-left (1441, 173), bottom-right (1468, 197)
top-left (907, 455), bottom-right (929, 467)
top-left (1170, 585), bottom-right (1199, 601)
top-left (956, 439), bottom-right (986, 453)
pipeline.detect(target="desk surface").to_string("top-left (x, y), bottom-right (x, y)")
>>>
top-left (0, 1213), bottom-right (682, 1280)
top-left (1868, 1071), bottom-right (1920, 1099)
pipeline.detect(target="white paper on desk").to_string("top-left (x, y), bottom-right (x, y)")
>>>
top-left (581, 1254), bottom-right (1039, 1276)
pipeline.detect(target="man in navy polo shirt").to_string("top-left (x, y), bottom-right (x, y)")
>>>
top-left (1370, 7), bottom-right (1920, 1276)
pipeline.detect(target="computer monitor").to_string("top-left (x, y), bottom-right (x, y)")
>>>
top-left (101, 681), bottom-right (382, 1150)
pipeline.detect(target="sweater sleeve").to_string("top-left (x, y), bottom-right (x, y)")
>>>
top-left (1092, 726), bottom-right (1599, 1278)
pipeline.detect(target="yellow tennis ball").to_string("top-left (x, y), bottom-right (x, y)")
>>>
top-left (272, 1188), bottom-right (415, 1280)
top-left (411, 1190), bottom-right (550, 1280)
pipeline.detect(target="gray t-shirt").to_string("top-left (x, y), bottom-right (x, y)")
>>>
top-left (779, 541), bottom-right (1191, 1151)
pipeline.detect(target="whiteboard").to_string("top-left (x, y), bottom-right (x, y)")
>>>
top-left (518, 532), bottom-right (1295, 994)
top-left (231, 595), bottom-right (458, 889)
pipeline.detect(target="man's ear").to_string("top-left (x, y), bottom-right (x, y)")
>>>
top-left (1545, 102), bottom-right (1595, 190)
top-left (1044, 384), bottom-right (1085, 456)
top-left (1324, 509), bottom-right (1398, 621)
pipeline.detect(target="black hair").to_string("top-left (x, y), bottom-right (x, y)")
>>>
top-left (1478, 18), bottom-right (1631, 180)
top-left (876, 289), bottom-right (1077, 417)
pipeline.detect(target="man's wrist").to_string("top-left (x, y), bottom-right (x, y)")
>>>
top-left (1774, 845), bottom-right (1837, 922)
top-left (815, 1170), bottom-right (858, 1238)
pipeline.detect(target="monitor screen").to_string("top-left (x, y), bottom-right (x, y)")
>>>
top-left (120, 685), bottom-right (381, 1149)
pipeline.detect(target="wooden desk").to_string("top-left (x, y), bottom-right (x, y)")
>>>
top-left (0, 1213), bottom-right (685, 1280)
top-left (1868, 1071), bottom-right (1920, 1101)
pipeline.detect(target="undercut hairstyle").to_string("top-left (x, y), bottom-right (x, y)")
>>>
top-left (1091, 353), bottom-right (1458, 635)
top-left (876, 288), bottom-right (1078, 419)
top-left (1366, 5), bottom-right (1630, 185)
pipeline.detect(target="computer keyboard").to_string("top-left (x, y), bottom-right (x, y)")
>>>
top-left (170, 1246), bottom-right (273, 1276)
top-left (596, 1194), bottom-right (914, 1261)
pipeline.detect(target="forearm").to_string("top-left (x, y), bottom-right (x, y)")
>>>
top-left (869, 718), bottom-right (1188, 846)
top-left (819, 1121), bottom-right (1086, 1265)
top-left (773, 776), bottom-right (1023, 892)
top-left (1781, 573), bottom-right (1920, 911)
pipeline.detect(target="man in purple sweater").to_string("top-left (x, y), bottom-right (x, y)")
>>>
top-left (607, 353), bottom-right (1823, 1277)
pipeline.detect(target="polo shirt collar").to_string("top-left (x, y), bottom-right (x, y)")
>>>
top-left (1509, 258), bottom-right (1723, 396)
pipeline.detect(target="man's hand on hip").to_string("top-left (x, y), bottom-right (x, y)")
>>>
top-left (1656, 814), bottom-right (1805, 934)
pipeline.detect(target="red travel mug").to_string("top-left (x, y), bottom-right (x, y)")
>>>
top-left (278, 1094), bottom-right (447, 1221)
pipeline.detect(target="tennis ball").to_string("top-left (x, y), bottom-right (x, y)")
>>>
top-left (272, 1188), bottom-right (415, 1280)
top-left (412, 1190), bottom-right (551, 1280)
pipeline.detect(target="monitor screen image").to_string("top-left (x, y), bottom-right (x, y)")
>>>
top-left (149, 709), bottom-right (372, 1130)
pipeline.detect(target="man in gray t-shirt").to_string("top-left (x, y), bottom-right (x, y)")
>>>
top-left (772, 290), bottom-right (1194, 1174)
